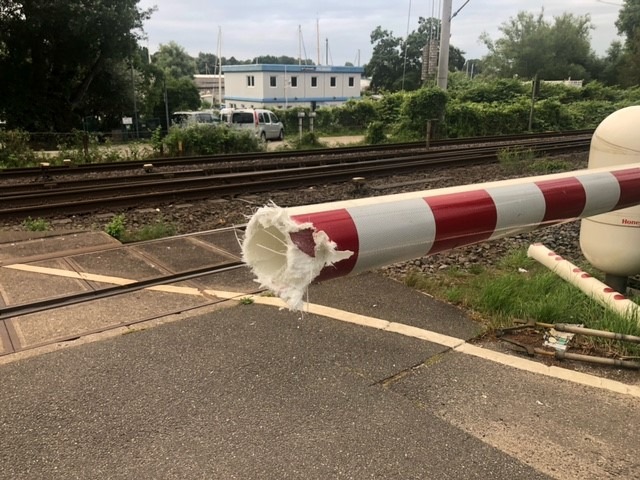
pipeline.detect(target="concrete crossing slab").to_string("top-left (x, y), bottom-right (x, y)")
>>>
top-left (0, 258), bottom-right (91, 305)
top-left (0, 231), bottom-right (120, 265)
top-left (131, 236), bottom-right (235, 272)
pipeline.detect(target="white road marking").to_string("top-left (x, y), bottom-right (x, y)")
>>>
top-left (4, 263), bottom-right (639, 398)
top-left (3, 264), bottom-right (203, 295)
top-left (209, 291), bottom-right (640, 398)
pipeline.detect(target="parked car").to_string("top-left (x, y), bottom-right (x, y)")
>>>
top-left (171, 111), bottom-right (219, 128)
top-left (220, 108), bottom-right (284, 141)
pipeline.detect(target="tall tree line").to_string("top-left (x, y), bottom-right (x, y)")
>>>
top-left (365, 5), bottom-right (640, 93)
top-left (2, 1), bottom-right (640, 132)
top-left (0, 0), bottom-right (153, 131)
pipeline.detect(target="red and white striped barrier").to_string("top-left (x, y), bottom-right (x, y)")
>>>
top-left (527, 243), bottom-right (640, 323)
top-left (242, 163), bottom-right (640, 309)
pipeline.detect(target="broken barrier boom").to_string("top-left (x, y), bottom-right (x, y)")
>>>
top-left (242, 163), bottom-right (640, 310)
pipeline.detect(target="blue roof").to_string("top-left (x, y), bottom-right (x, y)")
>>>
top-left (222, 64), bottom-right (364, 74)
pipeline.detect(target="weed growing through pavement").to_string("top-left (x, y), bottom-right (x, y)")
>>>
top-left (105, 215), bottom-right (178, 243)
top-left (22, 216), bottom-right (50, 231)
top-left (104, 214), bottom-right (126, 240)
top-left (239, 297), bottom-right (254, 305)
top-left (123, 219), bottom-right (176, 242)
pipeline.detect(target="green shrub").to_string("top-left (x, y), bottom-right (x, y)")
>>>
top-left (365, 121), bottom-right (387, 144)
top-left (290, 132), bottom-right (325, 149)
top-left (400, 87), bottom-right (448, 138)
top-left (374, 91), bottom-right (406, 124)
top-left (528, 158), bottom-right (570, 174)
top-left (22, 217), bottom-right (50, 231)
top-left (124, 219), bottom-right (176, 242)
top-left (458, 78), bottom-right (528, 103)
top-left (497, 146), bottom-right (536, 173)
top-left (163, 124), bottom-right (262, 156)
top-left (333, 99), bottom-right (379, 131)
top-left (0, 129), bottom-right (38, 168)
top-left (150, 126), bottom-right (164, 153)
top-left (565, 101), bottom-right (619, 129)
top-left (105, 214), bottom-right (126, 240)
top-left (533, 98), bottom-right (576, 131)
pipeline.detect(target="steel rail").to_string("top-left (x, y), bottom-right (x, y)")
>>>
top-left (0, 169), bottom-right (209, 196)
top-left (1, 131), bottom-right (594, 194)
top-left (2, 130), bottom-right (593, 179)
top-left (0, 260), bottom-right (245, 321)
top-left (0, 138), bottom-right (590, 217)
top-left (1, 137), bottom-right (589, 202)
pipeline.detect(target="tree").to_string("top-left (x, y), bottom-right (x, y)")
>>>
top-left (140, 43), bottom-right (200, 131)
top-left (480, 10), bottom-right (594, 81)
top-left (196, 53), bottom-right (220, 74)
top-left (614, 1), bottom-right (640, 86)
top-left (251, 55), bottom-right (307, 65)
top-left (364, 26), bottom-right (403, 91)
top-left (0, 0), bottom-right (154, 131)
top-left (616, 0), bottom-right (640, 49)
top-left (152, 42), bottom-right (197, 79)
top-left (365, 18), bottom-right (465, 93)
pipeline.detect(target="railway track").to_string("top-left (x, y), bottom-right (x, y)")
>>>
top-left (2, 130), bottom-right (593, 179)
top-left (0, 225), bottom-right (251, 355)
top-left (0, 132), bottom-right (591, 218)
top-left (0, 260), bottom-right (245, 322)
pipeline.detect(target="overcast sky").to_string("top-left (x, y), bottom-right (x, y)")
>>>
top-left (137, 1), bottom-right (623, 66)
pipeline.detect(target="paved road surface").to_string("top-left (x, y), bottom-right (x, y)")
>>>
top-left (1, 273), bottom-right (638, 479)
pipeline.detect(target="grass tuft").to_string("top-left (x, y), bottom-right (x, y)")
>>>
top-left (405, 248), bottom-right (640, 357)
top-left (22, 216), bottom-right (50, 232)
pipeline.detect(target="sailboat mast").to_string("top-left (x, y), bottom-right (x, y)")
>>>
top-left (217, 26), bottom-right (223, 107)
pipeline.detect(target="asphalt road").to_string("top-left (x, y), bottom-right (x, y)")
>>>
top-left (1, 273), bottom-right (638, 479)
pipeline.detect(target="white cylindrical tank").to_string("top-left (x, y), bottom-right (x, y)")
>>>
top-left (580, 106), bottom-right (640, 276)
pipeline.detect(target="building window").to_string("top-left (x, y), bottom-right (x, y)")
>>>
top-left (270, 76), bottom-right (277, 87)
top-left (348, 76), bottom-right (355, 87)
top-left (290, 76), bottom-right (298, 87)
top-left (247, 75), bottom-right (255, 87)
top-left (330, 76), bottom-right (337, 87)
top-left (311, 76), bottom-right (318, 87)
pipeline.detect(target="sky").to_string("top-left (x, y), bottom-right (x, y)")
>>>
top-left (137, 1), bottom-right (624, 66)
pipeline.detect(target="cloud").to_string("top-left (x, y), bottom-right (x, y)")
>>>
top-left (138, 0), bottom-right (623, 64)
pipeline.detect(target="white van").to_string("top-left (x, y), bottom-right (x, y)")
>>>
top-left (220, 108), bottom-right (284, 141)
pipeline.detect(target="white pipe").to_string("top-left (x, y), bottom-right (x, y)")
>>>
top-left (527, 243), bottom-right (640, 323)
top-left (242, 163), bottom-right (640, 310)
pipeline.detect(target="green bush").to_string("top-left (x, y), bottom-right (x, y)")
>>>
top-left (105, 214), bottom-right (126, 240)
top-left (533, 98), bottom-right (576, 131)
top-left (22, 217), bottom-right (50, 231)
top-left (365, 121), bottom-right (387, 144)
top-left (398, 87), bottom-right (448, 139)
top-left (565, 100), bottom-right (620, 129)
top-left (124, 219), bottom-right (176, 242)
top-left (333, 99), bottom-right (379, 131)
top-left (162, 124), bottom-right (262, 155)
top-left (289, 132), bottom-right (325, 149)
top-left (374, 92), bottom-right (406, 124)
top-left (0, 129), bottom-right (38, 168)
top-left (444, 100), bottom-right (483, 137)
top-left (497, 146), bottom-right (536, 173)
top-left (458, 78), bottom-right (528, 103)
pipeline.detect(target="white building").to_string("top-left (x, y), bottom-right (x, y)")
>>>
top-left (221, 64), bottom-right (364, 109)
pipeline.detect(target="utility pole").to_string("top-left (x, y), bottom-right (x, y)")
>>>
top-left (130, 64), bottom-right (139, 139)
top-left (325, 38), bottom-right (328, 65)
top-left (437, 0), bottom-right (453, 90)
